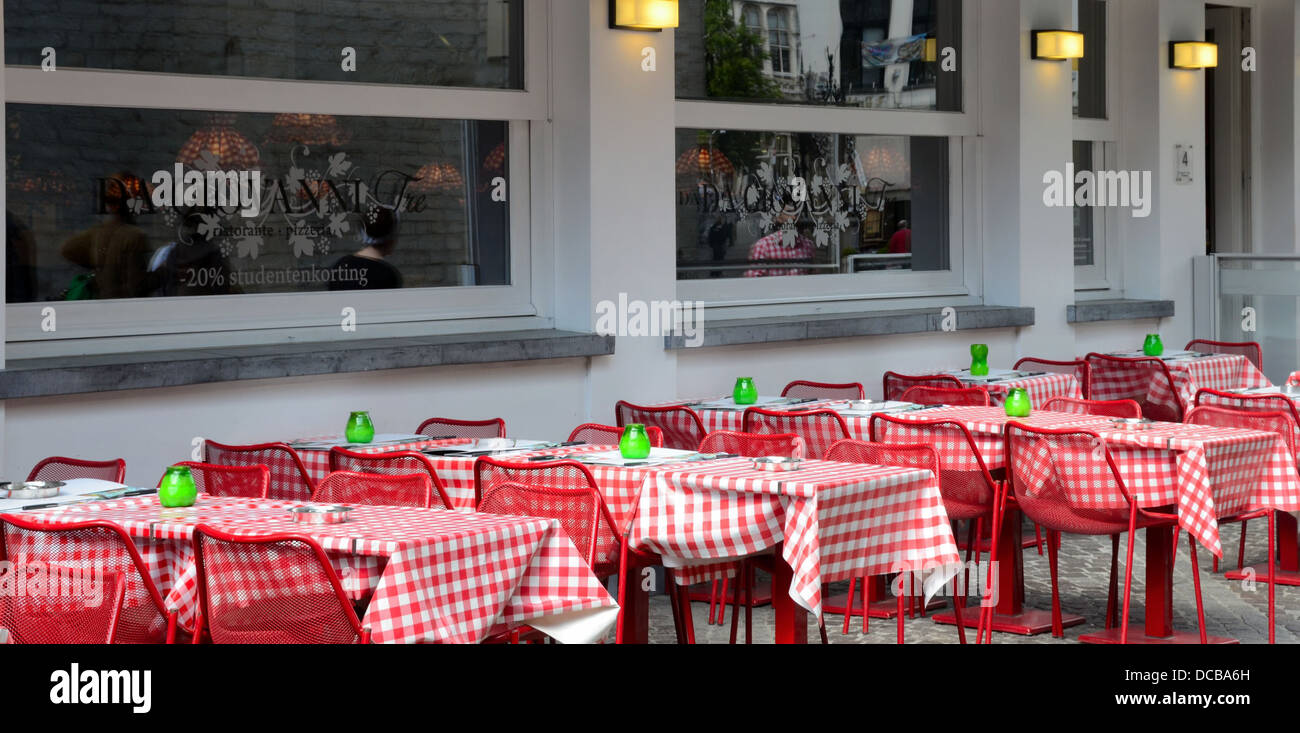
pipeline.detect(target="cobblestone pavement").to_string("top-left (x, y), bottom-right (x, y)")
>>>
top-left (633, 522), bottom-right (1300, 644)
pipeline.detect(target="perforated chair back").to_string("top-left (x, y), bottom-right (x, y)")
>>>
top-left (1013, 357), bottom-right (1091, 398)
top-left (1084, 353), bottom-right (1185, 422)
top-left (901, 385), bottom-right (991, 407)
top-left (27, 456), bottom-right (126, 484)
top-left (327, 448), bottom-right (452, 509)
top-left (1186, 405), bottom-right (1298, 459)
top-left (1193, 389), bottom-right (1300, 459)
top-left (699, 431), bottom-right (806, 459)
top-left (415, 417), bottom-right (506, 439)
top-left (163, 462), bottom-right (269, 499)
top-left (615, 401), bottom-right (707, 451)
top-left (825, 439), bottom-right (939, 477)
top-left (203, 441), bottom-right (314, 502)
top-left (882, 372), bottom-right (964, 402)
top-left (313, 471), bottom-right (434, 508)
top-left (192, 524), bottom-right (367, 644)
top-left (567, 423), bottom-right (665, 448)
top-left (741, 408), bottom-right (849, 460)
top-left (781, 380), bottom-right (865, 401)
top-left (473, 457), bottom-right (621, 575)
top-left (1042, 397), bottom-right (1142, 419)
top-left (869, 414), bottom-right (996, 519)
top-left (1003, 422), bottom-right (1138, 536)
top-left (0, 516), bottom-right (173, 643)
top-left (1186, 339), bottom-right (1263, 371)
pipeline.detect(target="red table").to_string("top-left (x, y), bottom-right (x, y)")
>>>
top-left (624, 458), bottom-right (962, 644)
top-left (7, 495), bottom-right (618, 644)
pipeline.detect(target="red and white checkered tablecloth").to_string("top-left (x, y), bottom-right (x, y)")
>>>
top-left (956, 372), bottom-right (1083, 407)
top-left (291, 437), bottom-right (472, 484)
top-left (1090, 354), bottom-right (1271, 415)
top-left (1288, 371), bottom-right (1300, 387)
top-left (626, 458), bottom-right (960, 618)
top-left (878, 407), bottom-right (1300, 558)
top-left (8, 495), bottom-right (618, 644)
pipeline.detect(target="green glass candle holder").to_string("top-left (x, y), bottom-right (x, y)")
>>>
top-left (733, 377), bottom-right (758, 405)
top-left (345, 411), bottom-right (375, 444)
top-left (1004, 388), bottom-right (1032, 418)
top-left (1143, 334), bottom-right (1164, 357)
top-left (970, 343), bottom-right (990, 377)
top-left (619, 424), bottom-right (653, 459)
top-left (158, 465), bottom-right (198, 508)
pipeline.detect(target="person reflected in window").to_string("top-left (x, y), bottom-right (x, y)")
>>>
top-left (6, 211), bottom-right (38, 303)
top-left (744, 211), bottom-right (815, 278)
top-left (887, 218), bottom-right (912, 254)
top-left (59, 172), bottom-right (153, 299)
top-left (148, 207), bottom-right (242, 297)
top-left (328, 205), bottom-right (402, 290)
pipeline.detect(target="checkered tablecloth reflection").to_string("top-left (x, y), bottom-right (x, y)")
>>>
top-left (7, 496), bottom-right (617, 644)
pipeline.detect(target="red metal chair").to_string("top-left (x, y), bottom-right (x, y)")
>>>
top-left (824, 439), bottom-right (968, 643)
top-left (474, 456), bottom-right (665, 644)
top-left (869, 414), bottom-right (999, 640)
top-left (615, 401), bottom-right (708, 451)
top-left (567, 423), bottom-right (664, 448)
top-left (0, 516), bottom-right (177, 643)
top-left (994, 422), bottom-right (1208, 644)
top-left (327, 448), bottom-right (452, 510)
top-left (1186, 339), bottom-right (1263, 371)
top-left (313, 470), bottom-right (434, 509)
top-left (699, 431), bottom-right (805, 459)
top-left (1084, 353), bottom-right (1187, 423)
top-left (1185, 404), bottom-right (1293, 644)
top-left (161, 462), bottom-right (269, 499)
top-left (900, 385), bottom-right (991, 407)
top-left (415, 417), bottom-right (506, 439)
top-left (203, 441), bottom-right (314, 501)
top-left (1042, 396), bottom-right (1142, 419)
top-left (191, 524), bottom-right (369, 644)
top-left (882, 372), bottom-right (964, 401)
top-left (27, 456), bottom-right (125, 483)
top-left (781, 380), bottom-right (865, 401)
top-left (1013, 357), bottom-right (1091, 399)
top-left (742, 407), bottom-right (850, 459)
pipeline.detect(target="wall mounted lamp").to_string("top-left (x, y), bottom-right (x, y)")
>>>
top-left (1169, 41), bottom-right (1218, 69)
top-left (609, 0), bottom-right (679, 31)
top-left (1031, 30), bottom-right (1084, 61)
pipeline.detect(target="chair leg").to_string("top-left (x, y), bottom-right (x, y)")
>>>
top-left (1046, 529), bottom-right (1064, 638)
top-left (744, 562), bottom-right (754, 644)
top-left (897, 582), bottom-right (905, 644)
top-left (716, 579), bottom-right (728, 626)
top-left (1267, 513), bottom-right (1276, 645)
top-left (978, 486), bottom-right (1006, 644)
top-left (1238, 520), bottom-right (1250, 572)
top-left (952, 577), bottom-right (966, 645)
top-left (1170, 527), bottom-right (1180, 572)
top-left (862, 576), bottom-right (870, 634)
top-left (1034, 522), bottom-right (1045, 555)
top-left (1187, 533), bottom-right (1208, 645)
top-left (729, 566), bottom-right (742, 644)
top-left (843, 577), bottom-right (857, 636)
top-left (665, 578), bottom-right (683, 642)
top-left (1105, 534), bottom-right (1119, 630)
top-left (1121, 511), bottom-right (1138, 644)
top-left (707, 579), bottom-right (719, 625)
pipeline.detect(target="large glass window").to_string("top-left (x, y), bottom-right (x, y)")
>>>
top-left (676, 129), bottom-right (950, 280)
top-left (676, 0), bottom-right (963, 111)
top-left (5, 105), bottom-right (510, 303)
top-left (1073, 0), bottom-right (1107, 119)
top-left (4, 0), bottom-right (524, 88)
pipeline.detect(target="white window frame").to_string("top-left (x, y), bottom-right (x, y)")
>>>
top-left (2, 0), bottom-right (552, 353)
top-left (675, 3), bottom-right (980, 315)
top-left (1072, 0), bottom-right (1121, 296)
top-left (766, 7), bottom-right (794, 77)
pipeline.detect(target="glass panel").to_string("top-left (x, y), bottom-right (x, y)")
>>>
top-left (1073, 0), bottom-right (1106, 119)
top-left (1215, 258), bottom-right (1300, 383)
top-left (3, 0), bottom-right (524, 89)
top-left (676, 128), bottom-right (950, 280)
top-left (676, 0), bottom-right (962, 111)
top-left (1072, 140), bottom-right (1095, 267)
top-left (5, 104), bottom-right (510, 303)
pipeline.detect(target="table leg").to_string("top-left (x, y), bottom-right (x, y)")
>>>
top-left (1225, 511), bottom-right (1300, 585)
top-left (935, 506), bottom-right (1082, 635)
top-left (1079, 524), bottom-right (1237, 644)
top-left (770, 543), bottom-right (808, 644)
top-left (618, 557), bottom-right (650, 645)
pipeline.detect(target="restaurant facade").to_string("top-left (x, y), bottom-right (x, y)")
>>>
top-left (0, 0), bottom-right (1296, 486)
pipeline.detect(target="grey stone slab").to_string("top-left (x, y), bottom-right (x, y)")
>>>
top-left (0, 330), bottom-right (614, 400)
top-left (1067, 299), bottom-right (1175, 324)
top-left (665, 306), bottom-right (1036, 350)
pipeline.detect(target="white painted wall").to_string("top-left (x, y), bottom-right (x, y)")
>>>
top-left (1, 0), bottom-right (1285, 484)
